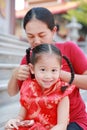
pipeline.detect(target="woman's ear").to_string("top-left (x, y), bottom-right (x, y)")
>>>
top-left (29, 63), bottom-right (34, 74)
top-left (52, 26), bottom-right (57, 33)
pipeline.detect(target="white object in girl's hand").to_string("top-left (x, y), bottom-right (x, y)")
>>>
top-left (16, 120), bottom-right (34, 127)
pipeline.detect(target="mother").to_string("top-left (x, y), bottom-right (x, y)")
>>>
top-left (8, 7), bottom-right (87, 130)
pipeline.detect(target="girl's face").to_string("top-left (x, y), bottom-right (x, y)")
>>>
top-left (30, 53), bottom-right (61, 89)
top-left (25, 19), bottom-right (57, 48)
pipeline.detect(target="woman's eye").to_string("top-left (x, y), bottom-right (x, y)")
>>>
top-left (27, 35), bottom-right (34, 38)
top-left (28, 36), bottom-right (34, 38)
top-left (39, 34), bottom-right (46, 38)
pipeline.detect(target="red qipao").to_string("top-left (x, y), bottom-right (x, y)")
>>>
top-left (15, 78), bottom-right (75, 130)
top-left (18, 41), bottom-right (87, 130)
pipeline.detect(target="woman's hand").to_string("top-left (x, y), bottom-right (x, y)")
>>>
top-left (7, 65), bottom-right (30, 96)
top-left (14, 65), bottom-right (30, 81)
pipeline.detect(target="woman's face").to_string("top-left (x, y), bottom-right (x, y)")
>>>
top-left (25, 19), bottom-right (56, 48)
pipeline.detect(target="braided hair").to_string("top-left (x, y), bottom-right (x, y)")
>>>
top-left (26, 44), bottom-right (74, 92)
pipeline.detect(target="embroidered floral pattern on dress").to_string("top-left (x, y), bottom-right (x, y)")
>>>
top-left (19, 78), bottom-right (75, 130)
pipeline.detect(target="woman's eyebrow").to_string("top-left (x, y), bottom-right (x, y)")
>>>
top-left (26, 32), bottom-right (45, 35)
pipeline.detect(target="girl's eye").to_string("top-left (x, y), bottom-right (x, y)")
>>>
top-left (52, 69), bottom-right (57, 72)
top-left (41, 68), bottom-right (45, 71)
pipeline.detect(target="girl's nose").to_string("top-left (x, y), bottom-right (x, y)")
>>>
top-left (45, 72), bottom-right (52, 79)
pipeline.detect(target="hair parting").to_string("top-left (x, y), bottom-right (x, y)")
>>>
top-left (48, 44), bottom-right (52, 54)
top-left (23, 7), bottom-right (55, 30)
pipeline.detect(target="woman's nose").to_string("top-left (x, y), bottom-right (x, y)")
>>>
top-left (33, 36), bottom-right (41, 45)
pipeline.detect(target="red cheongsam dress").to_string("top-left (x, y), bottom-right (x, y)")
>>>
top-left (15, 78), bottom-right (75, 130)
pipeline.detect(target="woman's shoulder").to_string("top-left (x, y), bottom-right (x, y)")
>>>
top-left (55, 41), bottom-right (78, 49)
top-left (55, 41), bottom-right (81, 57)
top-left (20, 55), bottom-right (27, 65)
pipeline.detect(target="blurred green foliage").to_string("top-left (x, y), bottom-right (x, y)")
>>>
top-left (62, 0), bottom-right (87, 37)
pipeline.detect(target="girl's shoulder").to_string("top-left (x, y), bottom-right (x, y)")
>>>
top-left (21, 78), bottom-right (36, 89)
top-left (20, 78), bottom-right (42, 96)
top-left (55, 79), bottom-right (75, 97)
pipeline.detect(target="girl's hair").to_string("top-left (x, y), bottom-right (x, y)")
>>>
top-left (23, 7), bottom-right (55, 30)
top-left (26, 44), bottom-right (74, 92)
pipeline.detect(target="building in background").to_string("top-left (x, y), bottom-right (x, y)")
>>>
top-left (0, 0), bottom-right (79, 38)
top-left (0, 0), bottom-right (15, 34)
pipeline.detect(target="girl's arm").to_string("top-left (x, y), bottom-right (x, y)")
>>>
top-left (60, 70), bottom-right (87, 90)
top-left (51, 96), bottom-right (69, 130)
top-left (16, 105), bottom-right (27, 120)
top-left (8, 65), bottom-right (30, 96)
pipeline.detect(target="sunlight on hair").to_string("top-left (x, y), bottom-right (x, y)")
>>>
top-left (48, 44), bottom-right (52, 54)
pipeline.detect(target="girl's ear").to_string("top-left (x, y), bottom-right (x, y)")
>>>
top-left (29, 63), bottom-right (34, 74)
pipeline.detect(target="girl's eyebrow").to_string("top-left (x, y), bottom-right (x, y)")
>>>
top-left (39, 66), bottom-right (45, 67)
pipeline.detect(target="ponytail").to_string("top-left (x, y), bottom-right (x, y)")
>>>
top-left (61, 55), bottom-right (74, 92)
top-left (26, 48), bottom-right (31, 64)
top-left (26, 48), bottom-right (35, 79)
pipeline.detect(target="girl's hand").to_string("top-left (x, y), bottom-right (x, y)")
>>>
top-left (19, 120), bottom-right (34, 127)
top-left (5, 119), bottom-right (21, 130)
top-left (14, 65), bottom-right (30, 81)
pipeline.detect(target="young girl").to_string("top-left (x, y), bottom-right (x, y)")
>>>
top-left (5, 44), bottom-right (75, 130)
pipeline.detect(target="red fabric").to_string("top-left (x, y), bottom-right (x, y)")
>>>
top-left (19, 78), bottom-right (75, 130)
top-left (18, 41), bottom-right (87, 130)
top-left (56, 41), bottom-right (87, 130)
top-left (55, 41), bottom-right (87, 74)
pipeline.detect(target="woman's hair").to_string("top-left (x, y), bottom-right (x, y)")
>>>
top-left (26, 44), bottom-right (74, 92)
top-left (23, 7), bottom-right (55, 30)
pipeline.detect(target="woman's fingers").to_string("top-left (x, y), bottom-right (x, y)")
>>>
top-left (17, 65), bottom-right (30, 80)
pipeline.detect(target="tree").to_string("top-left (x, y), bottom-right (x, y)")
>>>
top-left (62, 0), bottom-right (87, 38)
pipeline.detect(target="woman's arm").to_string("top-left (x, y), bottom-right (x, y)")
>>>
top-left (60, 70), bottom-right (87, 90)
top-left (8, 65), bottom-right (30, 96)
top-left (59, 41), bottom-right (87, 90)
top-left (51, 96), bottom-right (69, 130)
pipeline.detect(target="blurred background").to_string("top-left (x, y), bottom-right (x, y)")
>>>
top-left (0, 0), bottom-right (87, 130)
top-left (0, 0), bottom-right (87, 41)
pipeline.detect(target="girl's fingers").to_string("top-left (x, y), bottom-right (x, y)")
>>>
top-left (5, 119), bottom-right (20, 130)
top-left (12, 123), bottom-right (18, 129)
